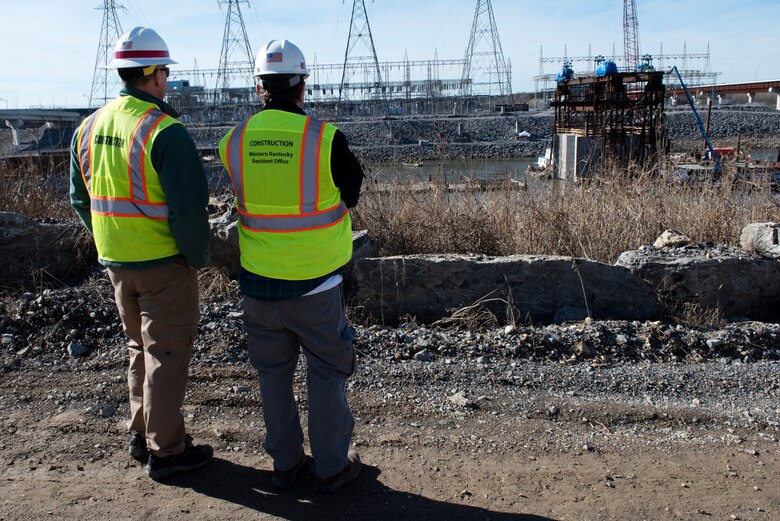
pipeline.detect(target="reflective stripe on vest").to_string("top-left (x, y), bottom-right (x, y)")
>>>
top-left (78, 109), bottom-right (102, 186)
top-left (78, 107), bottom-right (170, 219)
top-left (225, 116), bottom-right (347, 232)
top-left (90, 198), bottom-right (169, 219)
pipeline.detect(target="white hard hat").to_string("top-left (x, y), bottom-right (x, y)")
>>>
top-left (106, 26), bottom-right (177, 69)
top-left (254, 40), bottom-right (309, 83)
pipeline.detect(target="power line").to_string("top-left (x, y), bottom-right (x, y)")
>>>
top-left (89, 0), bottom-right (125, 108)
top-left (338, 0), bottom-right (388, 116)
top-left (460, 0), bottom-right (510, 99)
top-left (214, 0), bottom-right (255, 103)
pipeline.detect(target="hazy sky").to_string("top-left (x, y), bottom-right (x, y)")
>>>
top-left (1, 0), bottom-right (777, 108)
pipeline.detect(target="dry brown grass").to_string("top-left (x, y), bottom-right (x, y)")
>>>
top-left (351, 164), bottom-right (780, 264)
top-left (3, 158), bottom-right (778, 267)
top-left (0, 159), bottom-right (72, 219)
top-left (198, 266), bottom-right (239, 302)
top-left (673, 301), bottom-right (727, 329)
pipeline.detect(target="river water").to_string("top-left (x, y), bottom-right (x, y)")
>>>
top-left (366, 148), bottom-right (778, 184)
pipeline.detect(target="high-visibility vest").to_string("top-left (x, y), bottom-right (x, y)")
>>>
top-left (219, 110), bottom-right (352, 280)
top-left (76, 96), bottom-right (181, 262)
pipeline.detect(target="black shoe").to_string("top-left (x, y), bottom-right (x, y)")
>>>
top-left (272, 449), bottom-right (308, 489)
top-left (146, 443), bottom-right (214, 480)
top-left (129, 432), bottom-right (193, 464)
top-left (128, 431), bottom-right (148, 463)
top-left (313, 451), bottom-right (362, 493)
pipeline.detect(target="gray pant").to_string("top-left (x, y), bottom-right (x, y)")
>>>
top-left (243, 284), bottom-right (356, 478)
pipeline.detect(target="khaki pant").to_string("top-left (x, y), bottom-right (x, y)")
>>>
top-left (108, 260), bottom-right (199, 458)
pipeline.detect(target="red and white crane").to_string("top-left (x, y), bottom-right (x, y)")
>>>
top-left (623, 0), bottom-right (640, 71)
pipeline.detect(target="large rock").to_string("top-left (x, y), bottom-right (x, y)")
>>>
top-left (654, 229), bottom-right (691, 248)
top-left (208, 208), bottom-right (241, 276)
top-left (616, 249), bottom-right (780, 322)
top-left (0, 212), bottom-right (95, 288)
top-left (349, 254), bottom-right (658, 325)
top-left (740, 222), bottom-right (780, 259)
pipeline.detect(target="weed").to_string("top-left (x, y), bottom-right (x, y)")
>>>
top-left (351, 162), bottom-right (780, 264)
top-left (431, 291), bottom-right (504, 331)
top-left (0, 158), bottom-right (71, 219)
top-left (198, 266), bottom-right (238, 303)
top-left (674, 301), bottom-right (726, 329)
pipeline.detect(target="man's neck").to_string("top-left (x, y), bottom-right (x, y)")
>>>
top-left (126, 82), bottom-right (164, 102)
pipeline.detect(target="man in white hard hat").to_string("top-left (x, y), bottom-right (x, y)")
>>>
top-left (69, 26), bottom-right (213, 480)
top-left (219, 39), bottom-right (364, 493)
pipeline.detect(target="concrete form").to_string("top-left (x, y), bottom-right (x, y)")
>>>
top-left (551, 70), bottom-right (666, 180)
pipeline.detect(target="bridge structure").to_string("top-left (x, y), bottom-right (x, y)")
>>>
top-left (1, 109), bottom-right (83, 147)
top-left (666, 79), bottom-right (780, 110)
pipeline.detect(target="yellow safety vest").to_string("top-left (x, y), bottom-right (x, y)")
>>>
top-left (219, 110), bottom-right (352, 280)
top-left (76, 96), bottom-right (181, 262)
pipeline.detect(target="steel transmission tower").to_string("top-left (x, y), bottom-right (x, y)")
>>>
top-left (460, 0), bottom-right (510, 99)
top-left (215, 0), bottom-right (254, 103)
top-left (623, 0), bottom-right (640, 71)
top-left (338, 0), bottom-right (387, 114)
top-left (89, 0), bottom-right (125, 109)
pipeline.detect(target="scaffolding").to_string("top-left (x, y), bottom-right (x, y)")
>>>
top-left (551, 69), bottom-right (667, 179)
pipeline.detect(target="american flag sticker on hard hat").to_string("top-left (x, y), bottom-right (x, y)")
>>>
top-left (121, 41), bottom-right (133, 50)
top-left (266, 52), bottom-right (283, 63)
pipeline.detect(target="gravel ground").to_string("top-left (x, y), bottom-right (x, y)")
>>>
top-left (2, 274), bottom-right (778, 434)
top-left (1, 271), bottom-right (779, 519)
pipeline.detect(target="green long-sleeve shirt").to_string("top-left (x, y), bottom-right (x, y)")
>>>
top-left (69, 86), bottom-right (211, 269)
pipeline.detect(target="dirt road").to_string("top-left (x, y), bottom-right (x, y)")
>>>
top-left (1, 358), bottom-right (778, 521)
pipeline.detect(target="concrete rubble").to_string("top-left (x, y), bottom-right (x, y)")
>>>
top-left (349, 254), bottom-right (657, 325)
top-left (0, 212), bottom-right (96, 288)
top-left (740, 222), bottom-right (780, 259)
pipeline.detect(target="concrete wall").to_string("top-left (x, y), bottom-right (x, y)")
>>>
top-left (553, 134), bottom-right (602, 181)
top-left (5, 212), bottom-right (778, 326)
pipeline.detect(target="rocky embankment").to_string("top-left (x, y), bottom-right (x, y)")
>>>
top-left (3, 104), bottom-right (776, 163)
top-left (188, 105), bottom-right (780, 163)
top-left (2, 222), bottom-right (779, 398)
